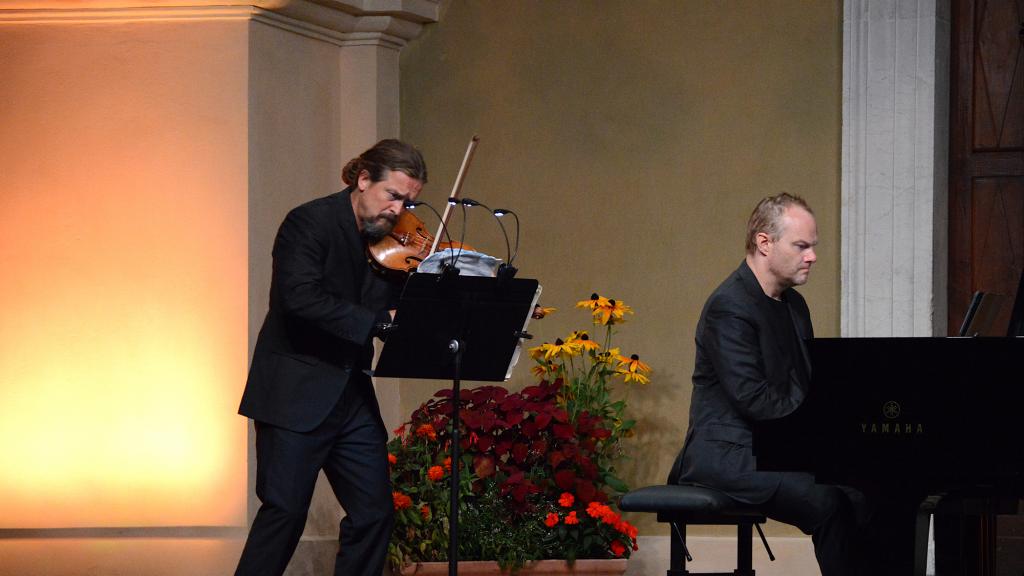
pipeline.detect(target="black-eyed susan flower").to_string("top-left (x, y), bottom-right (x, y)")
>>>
top-left (541, 338), bottom-right (581, 361)
top-left (594, 298), bottom-right (633, 326)
top-left (531, 362), bottom-right (558, 378)
top-left (617, 353), bottom-right (651, 375)
top-left (594, 346), bottom-right (621, 366)
top-left (566, 330), bottom-right (602, 353)
top-left (576, 293), bottom-right (611, 311)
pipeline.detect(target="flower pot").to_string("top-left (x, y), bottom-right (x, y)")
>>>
top-left (398, 559), bottom-right (628, 576)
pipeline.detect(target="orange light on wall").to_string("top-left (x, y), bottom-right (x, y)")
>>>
top-left (0, 18), bottom-right (249, 528)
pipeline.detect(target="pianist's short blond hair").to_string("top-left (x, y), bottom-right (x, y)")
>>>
top-left (745, 193), bottom-right (813, 255)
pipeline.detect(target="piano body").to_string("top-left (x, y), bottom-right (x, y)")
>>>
top-left (754, 336), bottom-right (1024, 575)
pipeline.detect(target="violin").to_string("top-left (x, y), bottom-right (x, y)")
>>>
top-left (367, 136), bottom-right (479, 278)
top-left (366, 209), bottom-right (472, 279)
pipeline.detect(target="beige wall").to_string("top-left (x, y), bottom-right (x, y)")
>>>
top-left (399, 0), bottom-right (842, 537)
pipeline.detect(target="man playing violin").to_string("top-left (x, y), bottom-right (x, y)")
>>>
top-left (235, 139), bottom-right (426, 576)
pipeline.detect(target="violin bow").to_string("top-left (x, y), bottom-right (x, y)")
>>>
top-left (427, 135), bottom-right (479, 257)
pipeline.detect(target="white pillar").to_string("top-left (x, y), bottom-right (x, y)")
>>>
top-left (841, 0), bottom-right (950, 337)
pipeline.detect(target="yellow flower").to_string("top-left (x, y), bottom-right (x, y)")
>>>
top-left (535, 306), bottom-right (557, 317)
top-left (539, 338), bottom-right (580, 361)
top-left (531, 363), bottom-right (557, 378)
top-left (617, 369), bottom-right (650, 385)
top-left (617, 353), bottom-right (651, 375)
top-left (528, 344), bottom-right (547, 361)
top-left (593, 298), bottom-right (632, 326)
top-left (566, 330), bottom-right (601, 353)
top-left (576, 293), bottom-right (611, 311)
top-left (595, 347), bottom-right (621, 365)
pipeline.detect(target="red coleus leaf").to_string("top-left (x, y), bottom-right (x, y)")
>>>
top-left (512, 442), bottom-right (529, 464)
top-left (549, 451), bottom-right (567, 468)
top-left (500, 395), bottom-right (526, 411)
top-left (554, 469), bottom-right (576, 490)
top-left (521, 385), bottom-right (544, 398)
top-left (591, 427), bottom-right (612, 439)
top-left (553, 423), bottom-right (575, 439)
top-left (503, 411), bottom-right (524, 427)
top-left (521, 421), bottom-right (538, 438)
top-left (476, 434), bottom-right (494, 452)
top-left (575, 479), bottom-right (597, 502)
top-left (535, 411), bottom-right (552, 429)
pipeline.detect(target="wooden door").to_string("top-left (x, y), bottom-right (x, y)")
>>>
top-left (949, 0), bottom-right (1024, 337)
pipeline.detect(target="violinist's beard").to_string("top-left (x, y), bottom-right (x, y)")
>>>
top-left (362, 213), bottom-right (398, 242)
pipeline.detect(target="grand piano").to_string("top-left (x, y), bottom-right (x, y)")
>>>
top-left (754, 273), bottom-right (1024, 576)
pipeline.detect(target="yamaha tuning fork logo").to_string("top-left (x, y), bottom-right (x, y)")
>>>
top-left (860, 400), bottom-right (924, 435)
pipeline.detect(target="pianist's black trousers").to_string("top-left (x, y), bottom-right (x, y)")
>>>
top-left (234, 377), bottom-right (394, 576)
top-left (762, 472), bottom-right (868, 576)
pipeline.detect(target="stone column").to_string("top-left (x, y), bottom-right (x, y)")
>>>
top-left (0, 2), bottom-right (437, 575)
top-left (841, 0), bottom-right (950, 337)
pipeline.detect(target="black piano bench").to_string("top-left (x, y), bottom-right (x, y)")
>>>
top-left (619, 485), bottom-right (774, 576)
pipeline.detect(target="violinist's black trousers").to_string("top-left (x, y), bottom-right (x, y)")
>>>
top-left (234, 375), bottom-right (393, 576)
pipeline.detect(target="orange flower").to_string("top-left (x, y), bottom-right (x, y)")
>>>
top-left (443, 457), bottom-right (452, 471)
top-left (543, 513), bottom-right (559, 527)
top-left (586, 501), bottom-right (612, 519)
top-left (610, 540), bottom-right (626, 557)
top-left (427, 465), bottom-right (444, 481)
top-left (616, 520), bottom-right (638, 539)
top-left (392, 491), bottom-right (412, 510)
top-left (416, 423), bottom-right (437, 441)
top-left (564, 511), bottom-right (579, 525)
top-left (387, 453), bottom-right (397, 465)
top-left (558, 492), bottom-right (575, 508)
top-left (420, 505), bottom-right (431, 520)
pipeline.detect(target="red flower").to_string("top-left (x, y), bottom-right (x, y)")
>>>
top-left (558, 492), bottom-right (575, 508)
top-left (564, 511), bottom-right (579, 525)
top-left (420, 505), bottom-right (431, 520)
top-left (416, 424), bottom-right (437, 440)
top-left (586, 501), bottom-right (612, 519)
top-left (388, 453), bottom-right (397, 465)
top-left (544, 512), bottom-right (559, 527)
top-left (427, 465), bottom-right (444, 481)
top-left (392, 491), bottom-right (412, 510)
top-left (616, 520), bottom-right (638, 539)
top-left (610, 540), bottom-right (626, 557)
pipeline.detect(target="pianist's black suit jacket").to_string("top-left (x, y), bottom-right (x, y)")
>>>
top-left (239, 187), bottom-right (393, 433)
top-left (671, 260), bottom-right (812, 504)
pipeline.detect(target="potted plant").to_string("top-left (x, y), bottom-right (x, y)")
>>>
top-left (387, 294), bottom-right (651, 574)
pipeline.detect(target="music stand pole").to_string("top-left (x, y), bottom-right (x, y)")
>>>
top-left (448, 338), bottom-right (463, 576)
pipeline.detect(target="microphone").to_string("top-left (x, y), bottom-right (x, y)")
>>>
top-left (461, 198), bottom-right (517, 281)
top-left (404, 200), bottom-right (460, 272)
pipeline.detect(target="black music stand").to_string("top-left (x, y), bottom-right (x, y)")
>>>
top-left (374, 271), bottom-right (541, 576)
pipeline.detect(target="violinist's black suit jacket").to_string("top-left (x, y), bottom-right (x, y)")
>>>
top-left (240, 186), bottom-right (393, 432)
top-left (671, 260), bottom-right (812, 504)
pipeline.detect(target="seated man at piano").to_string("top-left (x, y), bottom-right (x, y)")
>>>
top-left (669, 193), bottom-right (867, 576)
